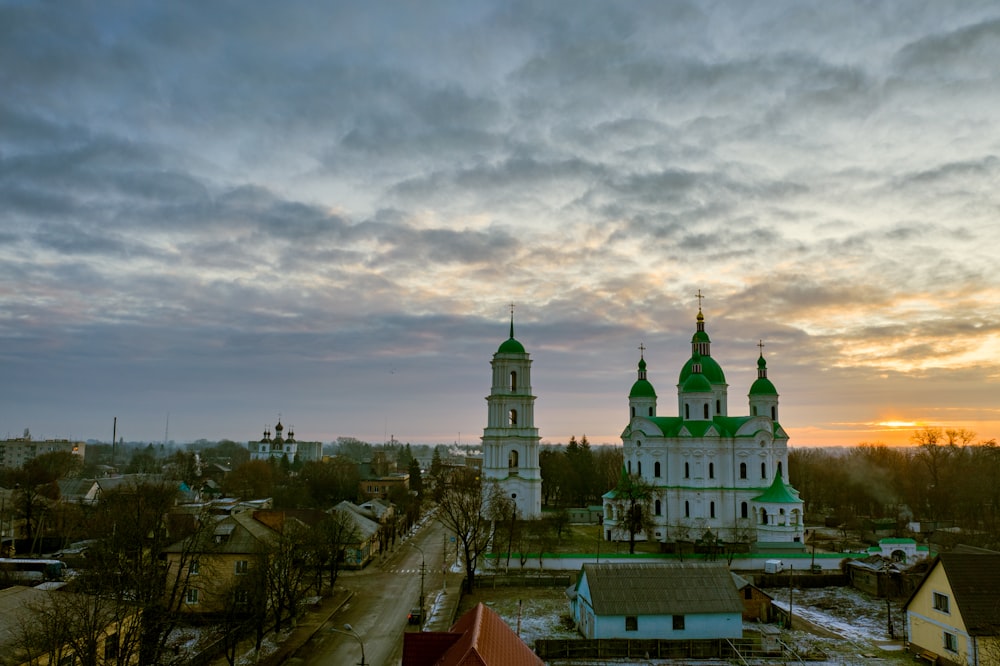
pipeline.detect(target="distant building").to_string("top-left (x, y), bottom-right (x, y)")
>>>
top-left (247, 420), bottom-right (322, 464)
top-left (480, 314), bottom-right (542, 519)
top-left (0, 437), bottom-right (84, 470)
top-left (602, 305), bottom-right (805, 549)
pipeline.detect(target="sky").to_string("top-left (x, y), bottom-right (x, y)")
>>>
top-left (2, 1), bottom-right (999, 449)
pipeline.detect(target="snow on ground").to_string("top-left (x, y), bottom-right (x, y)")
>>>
top-left (768, 585), bottom-right (900, 645)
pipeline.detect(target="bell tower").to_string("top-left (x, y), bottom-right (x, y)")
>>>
top-left (480, 307), bottom-right (542, 518)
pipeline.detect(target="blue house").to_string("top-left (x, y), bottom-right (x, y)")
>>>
top-left (569, 561), bottom-right (743, 640)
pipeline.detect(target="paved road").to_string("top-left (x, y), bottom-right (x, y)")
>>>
top-left (291, 517), bottom-right (449, 666)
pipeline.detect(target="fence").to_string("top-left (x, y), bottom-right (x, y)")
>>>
top-left (536, 637), bottom-right (768, 661)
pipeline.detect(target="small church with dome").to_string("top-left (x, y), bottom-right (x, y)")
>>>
top-left (602, 303), bottom-right (805, 550)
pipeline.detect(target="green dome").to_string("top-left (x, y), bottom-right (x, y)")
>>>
top-left (498, 337), bottom-right (525, 354)
top-left (682, 372), bottom-right (713, 393)
top-left (678, 355), bottom-right (726, 385)
top-left (629, 379), bottom-right (657, 398)
top-left (750, 377), bottom-right (778, 396)
top-left (692, 330), bottom-right (711, 344)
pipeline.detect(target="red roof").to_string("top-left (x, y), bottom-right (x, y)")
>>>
top-left (402, 603), bottom-right (543, 666)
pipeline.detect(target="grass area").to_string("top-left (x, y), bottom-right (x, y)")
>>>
top-left (490, 521), bottom-right (664, 558)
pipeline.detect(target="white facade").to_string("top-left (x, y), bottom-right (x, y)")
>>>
top-left (603, 308), bottom-right (805, 548)
top-left (480, 318), bottom-right (542, 519)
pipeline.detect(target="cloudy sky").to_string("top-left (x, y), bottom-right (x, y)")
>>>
top-left (2, 1), bottom-right (999, 449)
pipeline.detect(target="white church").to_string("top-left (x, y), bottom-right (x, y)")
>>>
top-left (480, 314), bottom-right (543, 519)
top-left (602, 305), bottom-right (805, 549)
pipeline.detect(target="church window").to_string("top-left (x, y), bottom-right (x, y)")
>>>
top-left (761, 508), bottom-right (768, 525)
top-left (508, 450), bottom-right (519, 468)
top-left (655, 499), bottom-right (661, 516)
top-left (654, 461), bottom-right (661, 478)
top-left (673, 615), bottom-right (685, 631)
top-left (741, 502), bottom-right (748, 519)
top-left (752, 406), bottom-right (758, 416)
top-left (510, 371), bottom-right (517, 391)
top-left (703, 404), bottom-right (709, 419)
top-left (625, 616), bottom-right (638, 631)
top-left (509, 409), bottom-right (517, 425)
top-left (709, 462), bottom-right (714, 479)
top-left (631, 406), bottom-right (635, 417)
top-left (637, 461), bottom-right (642, 476)
top-left (761, 462), bottom-right (767, 479)
top-left (716, 399), bottom-right (721, 414)
top-left (685, 403), bottom-right (690, 419)
top-left (777, 461), bottom-right (783, 478)
top-left (739, 462), bottom-right (747, 479)
top-left (684, 501), bottom-right (690, 518)
top-left (648, 406), bottom-right (653, 416)
top-left (684, 462), bottom-right (689, 478)
top-left (627, 460), bottom-right (632, 474)
top-left (710, 501), bottom-right (716, 518)
top-left (771, 406), bottom-right (776, 419)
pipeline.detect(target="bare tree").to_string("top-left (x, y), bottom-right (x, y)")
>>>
top-left (608, 468), bottom-right (654, 554)
top-left (435, 468), bottom-right (495, 593)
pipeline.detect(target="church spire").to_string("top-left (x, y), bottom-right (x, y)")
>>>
top-left (509, 302), bottom-right (515, 339)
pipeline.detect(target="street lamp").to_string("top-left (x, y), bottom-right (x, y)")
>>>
top-left (409, 541), bottom-right (426, 629)
top-left (332, 623), bottom-right (367, 666)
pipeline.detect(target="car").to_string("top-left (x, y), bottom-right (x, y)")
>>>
top-left (407, 607), bottom-right (423, 625)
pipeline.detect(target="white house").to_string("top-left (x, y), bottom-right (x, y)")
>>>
top-left (569, 561), bottom-right (743, 640)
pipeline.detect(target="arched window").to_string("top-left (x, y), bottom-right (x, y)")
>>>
top-left (510, 371), bottom-right (517, 392)
top-left (654, 461), bottom-right (661, 478)
top-left (637, 461), bottom-right (642, 476)
top-left (716, 399), bottom-right (721, 414)
top-left (710, 501), bottom-right (716, 518)
top-left (771, 406), bottom-right (776, 419)
top-left (761, 508), bottom-right (768, 525)
top-left (761, 462), bottom-right (767, 479)
top-left (777, 461), bottom-right (783, 478)
top-left (648, 406), bottom-right (653, 416)
top-left (508, 450), bottom-right (519, 468)
top-left (627, 460), bottom-right (632, 474)
top-left (741, 502), bottom-right (748, 519)
top-left (509, 409), bottom-right (517, 425)
top-left (739, 462), bottom-right (747, 479)
top-left (655, 499), bottom-right (662, 516)
top-left (684, 462), bottom-right (690, 478)
top-left (709, 462), bottom-right (715, 479)
top-left (684, 501), bottom-right (690, 518)
top-left (703, 404), bottom-right (709, 419)
top-left (685, 404), bottom-right (690, 419)
top-left (631, 406), bottom-right (635, 417)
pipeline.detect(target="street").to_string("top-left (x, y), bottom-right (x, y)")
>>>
top-left (289, 516), bottom-right (450, 666)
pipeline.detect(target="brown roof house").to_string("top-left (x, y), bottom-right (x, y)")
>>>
top-left (568, 561), bottom-right (743, 640)
top-left (402, 602), bottom-right (543, 666)
top-left (905, 552), bottom-right (1000, 665)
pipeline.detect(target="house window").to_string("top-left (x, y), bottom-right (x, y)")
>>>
top-left (655, 500), bottom-right (662, 516)
top-left (933, 592), bottom-right (950, 613)
top-left (189, 559), bottom-right (200, 575)
top-left (235, 590), bottom-right (249, 605)
top-left (510, 371), bottom-right (517, 391)
top-left (944, 631), bottom-right (958, 652)
top-left (709, 462), bottom-right (714, 479)
top-left (625, 616), bottom-right (638, 632)
top-left (186, 588), bottom-right (199, 605)
top-left (740, 462), bottom-right (747, 479)
top-left (654, 461), bottom-right (661, 478)
top-left (235, 560), bottom-right (249, 575)
top-left (509, 409), bottom-right (517, 425)
top-left (673, 614), bottom-right (685, 630)
top-left (744, 587), bottom-right (753, 600)
top-left (104, 633), bottom-right (119, 659)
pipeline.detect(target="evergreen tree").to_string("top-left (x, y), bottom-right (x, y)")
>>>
top-left (408, 457), bottom-right (423, 498)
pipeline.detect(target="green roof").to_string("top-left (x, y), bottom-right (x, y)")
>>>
top-left (497, 337), bottom-right (525, 354)
top-left (749, 377), bottom-right (777, 396)
top-left (682, 372), bottom-right (712, 393)
top-left (644, 415), bottom-right (754, 438)
top-left (752, 476), bottom-right (800, 504)
top-left (629, 379), bottom-right (657, 398)
top-left (679, 355), bottom-right (726, 385)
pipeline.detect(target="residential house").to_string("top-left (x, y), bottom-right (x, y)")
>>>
top-left (332, 501), bottom-right (381, 568)
top-left (905, 552), bottom-right (1000, 665)
top-left (569, 562), bottom-right (743, 640)
top-left (402, 602), bottom-right (543, 666)
top-left (731, 572), bottom-right (774, 622)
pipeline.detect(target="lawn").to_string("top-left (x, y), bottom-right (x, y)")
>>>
top-left (497, 521), bottom-right (664, 558)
